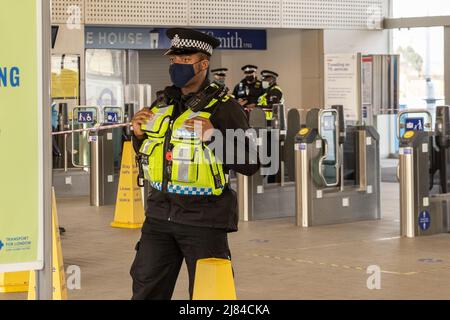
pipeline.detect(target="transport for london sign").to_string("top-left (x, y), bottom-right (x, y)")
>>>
top-left (85, 27), bottom-right (267, 50)
top-left (0, 0), bottom-right (44, 272)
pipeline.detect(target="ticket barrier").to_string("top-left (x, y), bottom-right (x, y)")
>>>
top-left (397, 107), bottom-right (450, 237)
top-left (71, 106), bottom-right (123, 207)
top-left (294, 106), bottom-right (381, 226)
top-left (237, 104), bottom-right (299, 221)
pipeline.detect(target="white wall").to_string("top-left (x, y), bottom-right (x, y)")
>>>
top-left (323, 29), bottom-right (390, 54)
top-left (324, 0), bottom-right (390, 54)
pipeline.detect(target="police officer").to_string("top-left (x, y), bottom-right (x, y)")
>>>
top-left (130, 28), bottom-right (259, 300)
top-left (257, 70), bottom-right (284, 184)
top-left (211, 67), bottom-right (228, 85)
top-left (232, 65), bottom-right (265, 113)
top-left (257, 69), bottom-right (284, 126)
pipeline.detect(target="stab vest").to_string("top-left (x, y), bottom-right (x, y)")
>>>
top-left (139, 97), bottom-right (228, 196)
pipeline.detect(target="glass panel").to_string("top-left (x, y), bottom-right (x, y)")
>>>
top-left (86, 49), bottom-right (126, 107)
top-left (51, 54), bottom-right (79, 100)
top-left (392, 26), bottom-right (444, 152)
top-left (320, 111), bottom-right (338, 186)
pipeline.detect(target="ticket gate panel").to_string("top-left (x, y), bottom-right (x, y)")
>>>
top-left (237, 107), bottom-right (295, 221)
top-left (295, 119), bottom-right (380, 227)
top-left (286, 109), bottom-right (301, 182)
top-left (72, 106), bottom-right (99, 168)
top-left (399, 129), bottom-right (449, 236)
top-left (308, 189), bottom-right (380, 226)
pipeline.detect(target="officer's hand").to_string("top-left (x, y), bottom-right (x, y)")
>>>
top-left (132, 108), bottom-right (154, 139)
top-left (238, 99), bottom-right (248, 107)
top-left (245, 104), bottom-right (256, 112)
top-left (184, 117), bottom-right (215, 142)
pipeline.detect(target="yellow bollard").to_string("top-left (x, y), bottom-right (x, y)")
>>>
top-left (111, 141), bottom-right (145, 229)
top-left (28, 188), bottom-right (67, 300)
top-left (0, 271), bottom-right (29, 293)
top-left (192, 258), bottom-right (237, 300)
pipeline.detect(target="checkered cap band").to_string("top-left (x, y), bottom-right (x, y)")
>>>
top-left (171, 34), bottom-right (213, 55)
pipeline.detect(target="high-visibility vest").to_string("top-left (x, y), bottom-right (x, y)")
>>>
top-left (257, 85), bottom-right (283, 120)
top-left (138, 97), bottom-right (228, 196)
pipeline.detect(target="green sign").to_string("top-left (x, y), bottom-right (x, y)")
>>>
top-left (0, 0), bottom-right (43, 272)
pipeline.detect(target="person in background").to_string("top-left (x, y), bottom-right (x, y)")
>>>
top-left (257, 69), bottom-right (283, 126)
top-left (232, 65), bottom-right (264, 114)
top-left (51, 102), bottom-right (62, 158)
top-left (211, 67), bottom-right (228, 85)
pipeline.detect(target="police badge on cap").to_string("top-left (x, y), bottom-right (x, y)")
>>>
top-left (165, 28), bottom-right (221, 56)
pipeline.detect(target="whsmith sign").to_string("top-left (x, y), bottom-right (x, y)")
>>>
top-left (85, 27), bottom-right (267, 50)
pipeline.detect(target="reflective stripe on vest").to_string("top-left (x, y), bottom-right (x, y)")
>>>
top-left (139, 98), bottom-right (226, 196)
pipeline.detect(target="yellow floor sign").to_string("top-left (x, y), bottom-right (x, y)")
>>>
top-left (0, 271), bottom-right (29, 293)
top-left (28, 188), bottom-right (67, 300)
top-left (111, 141), bottom-right (145, 229)
top-left (193, 258), bottom-right (237, 300)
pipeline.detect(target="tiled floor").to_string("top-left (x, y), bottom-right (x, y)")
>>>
top-left (3, 182), bottom-right (450, 300)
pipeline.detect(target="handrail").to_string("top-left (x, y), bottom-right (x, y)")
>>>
top-left (53, 122), bottom-right (131, 136)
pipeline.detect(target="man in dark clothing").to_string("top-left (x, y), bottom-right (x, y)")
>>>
top-left (130, 28), bottom-right (259, 300)
top-left (257, 69), bottom-right (284, 126)
top-left (232, 65), bottom-right (265, 114)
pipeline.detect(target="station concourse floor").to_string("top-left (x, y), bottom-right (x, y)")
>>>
top-left (3, 182), bottom-right (450, 300)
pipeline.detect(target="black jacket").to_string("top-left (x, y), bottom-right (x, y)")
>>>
top-left (264, 84), bottom-right (283, 106)
top-left (133, 81), bottom-right (260, 232)
top-left (232, 79), bottom-right (265, 106)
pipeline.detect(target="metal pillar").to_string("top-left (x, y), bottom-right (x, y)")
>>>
top-left (294, 143), bottom-right (309, 227)
top-left (237, 174), bottom-right (249, 222)
top-left (37, 0), bottom-right (53, 300)
top-left (399, 147), bottom-right (415, 238)
top-left (445, 27), bottom-right (450, 105)
top-left (89, 129), bottom-right (116, 207)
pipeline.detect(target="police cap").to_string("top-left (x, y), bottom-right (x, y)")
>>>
top-left (165, 28), bottom-right (221, 56)
top-left (241, 65), bottom-right (258, 74)
top-left (261, 70), bottom-right (279, 78)
top-left (211, 68), bottom-right (228, 77)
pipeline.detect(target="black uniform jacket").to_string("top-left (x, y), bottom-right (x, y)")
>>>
top-left (232, 79), bottom-right (265, 106)
top-left (133, 80), bottom-right (260, 232)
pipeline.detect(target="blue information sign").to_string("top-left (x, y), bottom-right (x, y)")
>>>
top-left (77, 111), bottom-right (94, 123)
top-left (105, 111), bottom-right (119, 124)
top-left (418, 210), bottom-right (431, 231)
top-left (405, 117), bottom-right (425, 131)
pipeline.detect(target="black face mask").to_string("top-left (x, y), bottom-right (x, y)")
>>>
top-left (169, 60), bottom-right (205, 88)
top-left (245, 75), bottom-right (255, 82)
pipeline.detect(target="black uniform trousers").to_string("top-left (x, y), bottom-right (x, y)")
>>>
top-left (130, 217), bottom-right (231, 300)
